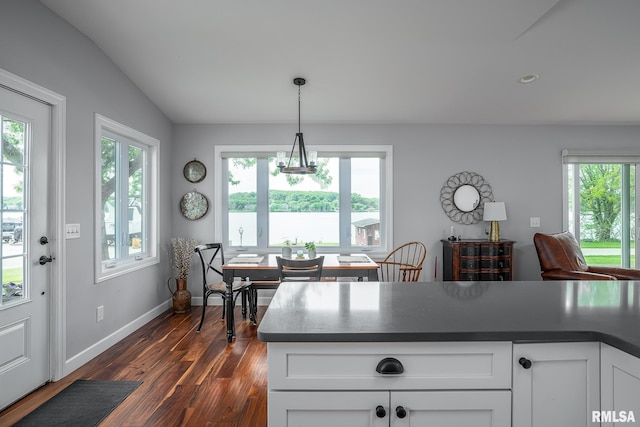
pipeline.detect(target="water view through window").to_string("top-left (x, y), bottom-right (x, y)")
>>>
top-left (226, 153), bottom-right (383, 250)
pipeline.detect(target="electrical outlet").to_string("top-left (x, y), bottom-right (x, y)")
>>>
top-left (96, 305), bottom-right (104, 322)
top-left (530, 217), bottom-right (541, 228)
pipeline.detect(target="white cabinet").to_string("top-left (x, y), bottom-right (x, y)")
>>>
top-left (267, 341), bottom-right (512, 427)
top-left (269, 390), bottom-right (511, 427)
top-left (390, 391), bottom-right (511, 427)
top-left (512, 342), bottom-right (600, 427)
top-left (601, 343), bottom-right (640, 426)
top-left (269, 391), bottom-right (389, 427)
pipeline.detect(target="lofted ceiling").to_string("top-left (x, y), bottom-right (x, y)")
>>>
top-left (40, 0), bottom-right (640, 125)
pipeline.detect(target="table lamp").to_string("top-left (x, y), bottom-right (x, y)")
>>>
top-left (483, 202), bottom-right (507, 242)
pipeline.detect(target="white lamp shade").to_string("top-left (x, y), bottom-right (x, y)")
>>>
top-left (483, 202), bottom-right (507, 221)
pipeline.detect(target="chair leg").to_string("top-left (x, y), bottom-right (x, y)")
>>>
top-left (250, 288), bottom-right (258, 323)
top-left (221, 295), bottom-right (226, 319)
top-left (197, 293), bottom-right (208, 333)
top-left (241, 289), bottom-right (247, 320)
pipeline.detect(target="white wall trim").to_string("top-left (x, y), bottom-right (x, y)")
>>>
top-left (0, 68), bottom-right (67, 381)
top-left (64, 300), bottom-right (171, 376)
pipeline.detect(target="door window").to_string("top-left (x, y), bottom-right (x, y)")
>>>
top-left (1, 114), bottom-right (26, 306)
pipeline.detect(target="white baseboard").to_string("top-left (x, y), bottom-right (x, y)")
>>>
top-left (63, 299), bottom-right (172, 376)
top-left (64, 294), bottom-right (274, 377)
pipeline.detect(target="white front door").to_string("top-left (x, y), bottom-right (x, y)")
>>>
top-left (0, 86), bottom-right (51, 409)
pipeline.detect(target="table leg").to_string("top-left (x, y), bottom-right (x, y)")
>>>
top-left (224, 273), bottom-right (235, 343)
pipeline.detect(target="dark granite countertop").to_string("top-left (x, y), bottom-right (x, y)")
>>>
top-left (257, 280), bottom-right (640, 358)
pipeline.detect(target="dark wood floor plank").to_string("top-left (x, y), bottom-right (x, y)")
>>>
top-left (0, 306), bottom-right (267, 427)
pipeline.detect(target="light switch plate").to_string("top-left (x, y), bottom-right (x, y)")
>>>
top-left (65, 223), bottom-right (80, 239)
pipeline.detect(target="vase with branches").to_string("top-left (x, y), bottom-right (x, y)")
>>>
top-left (168, 237), bottom-right (199, 313)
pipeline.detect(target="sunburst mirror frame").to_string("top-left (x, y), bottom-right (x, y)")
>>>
top-left (440, 171), bottom-right (494, 224)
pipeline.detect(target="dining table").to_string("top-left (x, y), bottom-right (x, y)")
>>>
top-left (221, 253), bottom-right (379, 342)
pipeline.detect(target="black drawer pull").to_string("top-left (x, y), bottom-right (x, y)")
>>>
top-left (376, 405), bottom-right (386, 418)
top-left (376, 357), bottom-right (404, 375)
top-left (519, 357), bottom-right (532, 369)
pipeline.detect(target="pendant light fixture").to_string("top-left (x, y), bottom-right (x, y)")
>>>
top-left (277, 77), bottom-right (317, 174)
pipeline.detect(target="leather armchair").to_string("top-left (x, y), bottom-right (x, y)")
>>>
top-left (533, 231), bottom-right (640, 280)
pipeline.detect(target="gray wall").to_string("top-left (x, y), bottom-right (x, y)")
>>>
top-left (3, 0), bottom-right (640, 372)
top-left (0, 1), bottom-right (174, 359)
top-left (173, 123), bottom-right (640, 289)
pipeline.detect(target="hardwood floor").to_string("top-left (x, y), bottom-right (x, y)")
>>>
top-left (0, 306), bottom-right (268, 427)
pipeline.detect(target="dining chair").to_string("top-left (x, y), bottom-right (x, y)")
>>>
top-left (276, 256), bottom-right (325, 282)
top-left (377, 241), bottom-right (427, 281)
top-left (194, 243), bottom-right (253, 333)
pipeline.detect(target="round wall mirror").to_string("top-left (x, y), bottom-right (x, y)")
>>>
top-left (440, 171), bottom-right (494, 224)
top-left (453, 185), bottom-right (480, 212)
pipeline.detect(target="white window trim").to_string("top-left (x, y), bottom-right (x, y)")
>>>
top-left (562, 148), bottom-right (640, 266)
top-left (214, 144), bottom-right (393, 256)
top-left (94, 114), bottom-right (159, 282)
top-left (562, 148), bottom-right (640, 231)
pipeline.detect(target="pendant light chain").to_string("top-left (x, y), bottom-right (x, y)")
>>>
top-left (298, 83), bottom-right (302, 134)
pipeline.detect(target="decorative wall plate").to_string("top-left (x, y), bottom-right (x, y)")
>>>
top-left (183, 159), bottom-right (206, 183)
top-left (180, 190), bottom-right (209, 220)
top-left (440, 171), bottom-right (494, 224)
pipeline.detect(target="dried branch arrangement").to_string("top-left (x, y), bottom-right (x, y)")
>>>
top-left (171, 237), bottom-right (200, 279)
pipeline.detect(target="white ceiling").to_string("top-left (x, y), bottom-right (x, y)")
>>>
top-left (40, 0), bottom-right (640, 125)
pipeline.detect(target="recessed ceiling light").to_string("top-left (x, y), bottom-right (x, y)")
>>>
top-left (518, 74), bottom-right (539, 84)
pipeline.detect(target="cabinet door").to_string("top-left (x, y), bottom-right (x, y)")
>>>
top-left (601, 344), bottom-right (640, 426)
top-left (269, 391), bottom-right (389, 427)
top-left (512, 342), bottom-right (600, 427)
top-left (390, 391), bottom-right (511, 427)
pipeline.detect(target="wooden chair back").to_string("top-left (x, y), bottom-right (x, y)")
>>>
top-left (378, 241), bottom-right (427, 282)
top-left (276, 256), bottom-right (324, 281)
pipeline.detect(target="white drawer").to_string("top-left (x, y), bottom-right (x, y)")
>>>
top-left (268, 341), bottom-right (512, 390)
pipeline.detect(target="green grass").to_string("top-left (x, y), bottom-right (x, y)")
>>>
top-left (2, 267), bottom-right (23, 284)
top-left (581, 240), bottom-right (635, 249)
top-left (584, 255), bottom-right (636, 266)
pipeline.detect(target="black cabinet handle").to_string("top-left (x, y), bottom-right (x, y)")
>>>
top-left (519, 357), bottom-right (532, 369)
top-left (376, 357), bottom-right (404, 375)
top-left (396, 406), bottom-right (407, 418)
top-left (375, 405), bottom-right (386, 418)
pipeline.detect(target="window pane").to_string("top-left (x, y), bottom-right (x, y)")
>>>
top-left (2, 117), bottom-right (26, 306)
top-left (2, 118), bottom-right (25, 164)
top-left (269, 157), bottom-right (339, 247)
top-left (576, 164), bottom-right (635, 267)
top-left (128, 145), bottom-right (143, 255)
top-left (228, 158), bottom-right (257, 247)
top-left (351, 158), bottom-right (380, 247)
top-left (101, 136), bottom-right (117, 261)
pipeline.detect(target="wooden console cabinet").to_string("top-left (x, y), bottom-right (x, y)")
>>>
top-left (441, 239), bottom-right (514, 281)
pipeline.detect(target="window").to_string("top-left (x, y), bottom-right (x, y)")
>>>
top-left (215, 145), bottom-right (392, 254)
top-left (563, 149), bottom-right (639, 269)
top-left (94, 114), bottom-right (159, 281)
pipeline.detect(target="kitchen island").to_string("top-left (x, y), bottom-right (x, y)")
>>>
top-left (258, 281), bottom-right (640, 426)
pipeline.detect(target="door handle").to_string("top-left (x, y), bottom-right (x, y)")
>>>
top-left (39, 255), bottom-right (55, 265)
